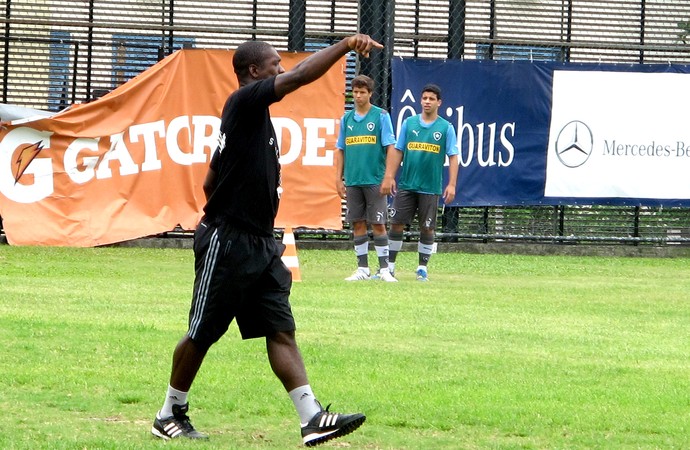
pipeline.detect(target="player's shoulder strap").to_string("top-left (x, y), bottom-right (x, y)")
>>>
top-left (436, 115), bottom-right (452, 127)
top-left (406, 113), bottom-right (421, 127)
top-left (343, 108), bottom-right (356, 124)
top-left (369, 105), bottom-right (389, 121)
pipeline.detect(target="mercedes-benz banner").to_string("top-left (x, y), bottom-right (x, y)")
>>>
top-left (391, 58), bottom-right (690, 207)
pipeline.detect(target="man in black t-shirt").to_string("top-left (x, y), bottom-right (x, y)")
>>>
top-left (152, 35), bottom-right (382, 447)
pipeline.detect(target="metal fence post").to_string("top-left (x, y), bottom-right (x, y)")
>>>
top-left (2, 0), bottom-right (10, 104)
top-left (288, 0), bottom-right (306, 51)
top-left (359, 0), bottom-right (395, 109)
top-left (448, 0), bottom-right (465, 60)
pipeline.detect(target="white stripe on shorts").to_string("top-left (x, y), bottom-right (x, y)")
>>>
top-left (188, 227), bottom-right (220, 339)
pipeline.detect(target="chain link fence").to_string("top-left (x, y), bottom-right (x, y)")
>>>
top-left (2, 0), bottom-right (690, 245)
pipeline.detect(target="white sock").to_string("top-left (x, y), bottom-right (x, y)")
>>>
top-left (354, 241), bottom-right (369, 257)
top-left (418, 241), bottom-right (434, 255)
top-left (289, 385), bottom-right (322, 425)
top-left (160, 385), bottom-right (188, 418)
top-left (389, 240), bottom-right (403, 252)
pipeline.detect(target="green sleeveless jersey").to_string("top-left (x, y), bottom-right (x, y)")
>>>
top-left (398, 115), bottom-right (451, 195)
top-left (341, 106), bottom-right (388, 186)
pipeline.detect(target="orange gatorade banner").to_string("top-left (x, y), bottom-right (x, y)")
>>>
top-left (0, 49), bottom-right (345, 246)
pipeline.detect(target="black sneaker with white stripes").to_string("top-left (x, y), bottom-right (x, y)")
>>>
top-left (151, 403), bottom-right (208, 440)
top-left (301, 401), bottom-right (365, 447)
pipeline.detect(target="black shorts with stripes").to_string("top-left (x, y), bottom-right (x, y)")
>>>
top-left (187, 218), bottom-right (295, 346)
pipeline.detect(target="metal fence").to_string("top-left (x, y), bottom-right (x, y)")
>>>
top-left (2, 0), bottom-right (690, 245)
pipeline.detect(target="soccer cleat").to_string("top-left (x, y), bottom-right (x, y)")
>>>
top-left (301, 401), bottom-right (366, 447)
top-left (415, 266), bottom-right (429, 282)
top-left (388, 263), bottom-right (395, 277)
top-left (344, 268), bottom-right (370, 281)
top-left (151, 403), bottom-right (208, 440)
top-left (377, 268), bottom-right (398, 282)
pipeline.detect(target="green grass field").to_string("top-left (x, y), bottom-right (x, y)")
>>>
top-left (1, 246), bottom-right (689, 449)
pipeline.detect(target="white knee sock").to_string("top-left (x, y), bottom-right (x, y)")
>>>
top-left (289, 385), bottom-right (322, 424)
top-left (160, 385), bottom-right (188, 418)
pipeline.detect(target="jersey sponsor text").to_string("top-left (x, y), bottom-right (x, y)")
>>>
top-left (407, 141), bottom-right (441, 153)
top-left (345, 135), bottom-right (377, 145)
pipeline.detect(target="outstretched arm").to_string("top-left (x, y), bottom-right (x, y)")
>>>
top-left (274, 34), bottom-right (382, 98)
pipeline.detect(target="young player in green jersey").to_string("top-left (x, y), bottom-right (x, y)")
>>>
top-left (381, 84), bottom-right (459, 281)
top-left (335, 75), bottom-right (397, 282)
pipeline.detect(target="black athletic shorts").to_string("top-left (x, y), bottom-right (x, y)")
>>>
top-left (345, 185), bottom-right (388, 224)
top-left (390, 190), bottom-right (440, 229)
top-left (186, 218), bottom-right (295, 346)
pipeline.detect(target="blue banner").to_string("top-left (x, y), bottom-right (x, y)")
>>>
top-left (391, 59), bottom-right (690, 207)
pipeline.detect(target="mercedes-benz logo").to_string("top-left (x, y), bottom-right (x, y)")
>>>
top-left (554, 120), bottom-right (593, 168)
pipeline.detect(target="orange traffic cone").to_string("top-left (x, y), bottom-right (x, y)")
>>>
top-left (281, 226), bottom-right (301, 282)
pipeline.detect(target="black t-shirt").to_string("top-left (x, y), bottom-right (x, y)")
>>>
top-left (204, 77), bottom-right (284, 236)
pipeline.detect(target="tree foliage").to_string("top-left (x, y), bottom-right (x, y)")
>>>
top-left (678, 21), bottom-right (690, 43)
